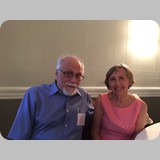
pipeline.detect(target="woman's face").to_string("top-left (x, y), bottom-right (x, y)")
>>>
top-left (108, 68), bottom-right (130, 96)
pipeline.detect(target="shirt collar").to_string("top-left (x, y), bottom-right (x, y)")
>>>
top-left (49, 81), bottom-right (59, 96)
top-left (49, 80), bottom-right (82, 97)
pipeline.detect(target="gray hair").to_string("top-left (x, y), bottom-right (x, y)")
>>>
top-left (56, 55), bottom-right (85, 74)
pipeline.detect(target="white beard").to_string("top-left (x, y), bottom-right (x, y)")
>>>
top-left (62, 88), bottom-right (77, 96)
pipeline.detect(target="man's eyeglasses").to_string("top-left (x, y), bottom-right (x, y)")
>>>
top-left (59, 69), bottom-right (85, 80)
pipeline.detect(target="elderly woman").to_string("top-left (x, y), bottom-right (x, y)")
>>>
top-left (91, 63), bottom-right (149, 140)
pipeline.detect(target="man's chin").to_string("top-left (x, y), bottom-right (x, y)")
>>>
top-left (62, 88), bottom-right (77, 96)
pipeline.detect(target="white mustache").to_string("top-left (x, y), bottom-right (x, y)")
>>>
top-left (65, 83), bottom-right (77, 87)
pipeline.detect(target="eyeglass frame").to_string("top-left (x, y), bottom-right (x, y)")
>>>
top-left (58, 69), bottom-right (85, 80)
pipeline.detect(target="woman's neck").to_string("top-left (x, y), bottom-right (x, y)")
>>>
top-left (110, 92), bottom-right (129, 102)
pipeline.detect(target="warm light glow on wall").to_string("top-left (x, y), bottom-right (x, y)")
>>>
top-left (128, 20), bottom-right (160, 58)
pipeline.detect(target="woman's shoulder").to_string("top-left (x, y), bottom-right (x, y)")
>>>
top-left (99, 92), bottom-right (110, 97)
top-left (132, 93), bottom-right (145, 102)
top-left (96, 92), bottom-right (110, 104)
top-left (97, 93), bottom-right (109, 101)
top-left (131, 93), bottom-right (148, 108)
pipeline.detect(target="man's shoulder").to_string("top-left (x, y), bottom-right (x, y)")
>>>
top-left (78, 87), bottom-right (89, 94)
top-left (26, 83), bottom-right (51, 94)
top-left (77, 87), bottom-right (91, 98)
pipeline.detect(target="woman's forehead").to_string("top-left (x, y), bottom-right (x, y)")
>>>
top-left (111, 68), bottom-right (127, 75)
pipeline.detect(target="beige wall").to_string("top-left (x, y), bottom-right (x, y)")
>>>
top-left (0, 20), bottom-right (160, 98)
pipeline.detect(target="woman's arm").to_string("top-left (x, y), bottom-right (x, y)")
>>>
top-left (132, 101), bottom-right (148, 139)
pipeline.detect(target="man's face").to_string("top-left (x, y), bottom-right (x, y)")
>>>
top-left (56, 57), bottom-right (84, 96)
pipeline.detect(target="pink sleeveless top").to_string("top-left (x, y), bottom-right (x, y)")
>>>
top-left (100, 93), bottom-right (143, 140)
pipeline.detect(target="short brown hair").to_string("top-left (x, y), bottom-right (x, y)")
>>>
top-left (104, 63), bottom-right (135, 90)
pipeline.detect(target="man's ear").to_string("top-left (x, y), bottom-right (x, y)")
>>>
top-left (56, 69), bottom-right (59, 74)
top-left (55, 70), bottom-right (58, 77)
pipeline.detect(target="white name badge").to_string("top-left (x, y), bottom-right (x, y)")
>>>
top-left (77, 113), bottom-right (86, 126)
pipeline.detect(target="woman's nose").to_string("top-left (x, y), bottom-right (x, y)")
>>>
top-left (115, 79), bottom-right (120, 85)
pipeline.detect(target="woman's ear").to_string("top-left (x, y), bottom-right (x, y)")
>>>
top-left (128, 82), bottom-right (132, 89)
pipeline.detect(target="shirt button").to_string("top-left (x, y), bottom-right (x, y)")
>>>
top-left (65, 124), bottom-right (68, 127)
top-left (66, 109), bottom-right (69, 112)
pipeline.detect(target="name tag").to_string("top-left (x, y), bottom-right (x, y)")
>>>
top-left (77, 113), bottom-right (86, 126)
